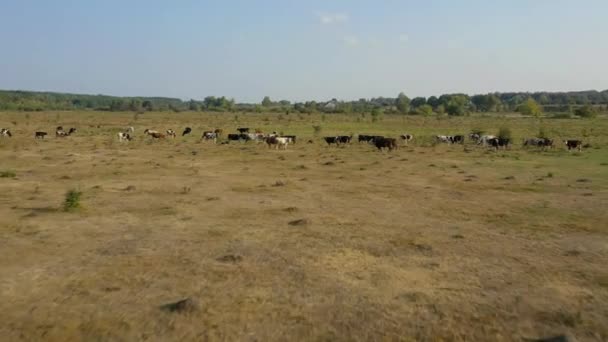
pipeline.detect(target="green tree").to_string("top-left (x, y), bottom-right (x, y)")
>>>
top-left (518, 98), bottom-right (542, 117)
top-left (427, 96), bottom-right (440, 109)
top-left (262, 96), bottom-right (272, 107)
top-left (574, 105), bottom-right (598, 118)
top-left (395, 92), bottom-right (410, 114)
top-left (415, 104), bottom-right (434, 116)
top-left (446, 95), bottom-right (469, 116)
top-left (410, 97), bottom-right (427, 109)
top-left (188, 99), bottom-right (200, 111)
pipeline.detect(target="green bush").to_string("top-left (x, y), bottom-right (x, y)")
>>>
top-left (574, 105), bottom-right (598, 118)
top-left (63, 189), bottom-right (83, 212)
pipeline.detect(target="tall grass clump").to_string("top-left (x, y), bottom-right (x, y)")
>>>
top-left (63, 189), bottom-right (83, 212)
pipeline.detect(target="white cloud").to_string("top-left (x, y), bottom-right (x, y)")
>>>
top-left (317, 12), bottom-right (349, 25)
top-left (343, 35), bottom-right (360, 47)
top-left (398, 34), bottom-right (409, 44)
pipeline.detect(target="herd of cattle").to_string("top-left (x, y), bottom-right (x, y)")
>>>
top-left (0, 126), bottom-right (585, 152)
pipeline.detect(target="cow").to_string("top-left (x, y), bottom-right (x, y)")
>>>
top-left (450, 135), bottom-right (465, 144)
top-left (166, 129), bottom-right (177, 138)
top-left (202, 131), bottom-right (218, 142)
top-left (237, 128), bottom-right (250, 134)
top-left (400, 134), bottom-right (414, 144)
top-left (265, 136), bottom-right (289, 150)
top-left (337, 135), bottom-right (352, 144)
top-left (145, 129), bottom-right (165, 139)
top-left (488, 138), bottom-right (510, 150)
top-left (374, 137), bottom-right (398, 151)
top-left (227, 134), bottom-right (241, 141)
top-left (35, 132), bottom-right (47, 139)
top-left (182, 127), bottom-right (192, 136)
top-left (56, 128), bottom-right (76, 137)
top-left (324, 137), bottom-right (339, 146)
top-left (0, 128), bottom-right (12, 137)
top-left (564, 140), bottom-right (582, 151)
top-left (477, 135), bottom-right (497, 146)
top-left (436, 135), bottom-right (452, 144)
top-left (524, 138), bottom-right (553, 149)
top-left (358, 135), bottom-right (373, 143)
top-left (117, 132), bottom-right (133, 142)
top-left (282, 135), bottom-right (297, 144)
top-left (469, 133), bottom-right (481, 142)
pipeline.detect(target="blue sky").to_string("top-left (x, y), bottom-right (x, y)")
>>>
top-left (1, 0), bottom-right (607, 102)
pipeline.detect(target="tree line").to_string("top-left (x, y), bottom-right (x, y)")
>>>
top-left (1, 89), bottom-right (607, 118)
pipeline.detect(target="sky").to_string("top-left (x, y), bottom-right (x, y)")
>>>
top-left (1, 0), bottom-right (607, 102)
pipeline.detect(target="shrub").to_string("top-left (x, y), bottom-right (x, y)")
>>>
top-left (0, 170), bottom-right (16, 178)
top-left (574, 105), bottom-right (598, 118)
top-left (63, 189), bottom-right (82, 212)
top-left (497, 127), bottom-right (512, 140)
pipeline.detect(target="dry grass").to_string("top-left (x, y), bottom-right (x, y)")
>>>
top-left (1, 111), bottom-right (607, 341)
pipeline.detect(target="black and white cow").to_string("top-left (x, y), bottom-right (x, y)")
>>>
top-left (488, 138), bottom-right (510, 150)
top-left (337, 135), bottom-right (352, 144)
top-left (166, 129), bottom-right (177, 138)
top-left (400, 134), bottom-right (414, 144)
top-left (117, 132), bottom-right (133, 142)
top-left (202, 131), bottom-right (218, 142)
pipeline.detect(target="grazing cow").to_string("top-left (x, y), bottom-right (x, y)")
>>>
top-left (35, 131), bottom-right (47, 139)
top-left (337, 135), bottom-right (352, 144)
top-left (166, 129), bottom-right (177, 138)
top-left (144, 129), bottom-right (165, 139)
top-left (358, 135), bottom-right (373, 143)
top-left (400, 134), bottom-right (414, 144)
top-left (265, 136), bottom-right (289, 150)
top-left (282, 135), bottom-right (297, 144)
top-left (450, 135), bottom-right (465, 144)
top-left (374, 137), bottom-right (398, 151)
top-left (477, 135), bottom-right (497, 146)
top-left (0, 128), bottom-right (12, 137)
top-left (436, 135), bottom-right (452, 144)
top-left (182, 127), bottom-right (192, 136)
top-left (227, 134), bottom-right (241, 141)
top-left (564, 140), bottom-right (582, 151)
top-left (56, 128), bottom-right (76, 137)
top-left (117, 132), bottom-right (133, 142)
top-left (488, 138), bottom-right (510, 150)
top-left (237, 127), bottom-right (250, 134)
top-left (202, 131), bottom-right (218, 142)
top-left (324, 137), bottom-right (339, 146)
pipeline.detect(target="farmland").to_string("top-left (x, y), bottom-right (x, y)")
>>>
top-left (1, 111), bottom-right (607, 341)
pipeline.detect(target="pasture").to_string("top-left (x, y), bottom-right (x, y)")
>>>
top-left (1, 111), bottom-right (608, 341)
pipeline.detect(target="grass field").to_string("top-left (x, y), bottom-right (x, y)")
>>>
top-left (1, 111), bottom-right (608, 341)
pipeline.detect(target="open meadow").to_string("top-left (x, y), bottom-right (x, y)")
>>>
top-left (1, 111), bottom-right (608, 341)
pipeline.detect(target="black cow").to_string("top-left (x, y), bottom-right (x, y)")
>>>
top-left (227, 134), bottom-right (241, 141)
top-left (374, 137), bottom-right (398, 151)
top-left (337, 135), bottom-right (352, 144)
top-left (237, 128), bottom-right (250, 134)
top-left (564, 140), bottom-right (582, 151)
top-left (35, 131), bottom-right (47, 139)
top-left (324, 137), bottom-right (339, 146)
top-left (182, 127), bottom-right (192, 136)
top-left (488, 138), bottom-right (510, 150)
top-left (450, 135), bottom-right (465, 144)
top-left (359, 135), bottom-right (373, 143)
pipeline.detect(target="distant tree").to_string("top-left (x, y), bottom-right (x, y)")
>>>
top-left (574, 105), bottom-right (598, 118)
top-left (188, 99), bottom-right (200, 111)
top-left (262, 96), bottom-right (272, 107)
top-left (427, 96), bottom-right (440, 109)
top-left (128, 99), bottom-right (143, 112)
top-left (471, 94), bottom-right (502, 112)
top-left (518, 98), bottom-right (542, 117)
top-left (446, 95), bottom-right (469, 116)
top-left (410, 97), bottom-right (427, 109)
top-left (142, 100), bottom-right (154, 111)
top-left (415, 104), bottom-right (434, 116)
top-left (395, 92), bottom-right (411, 114)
